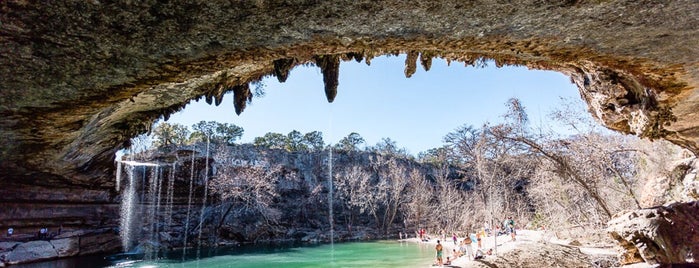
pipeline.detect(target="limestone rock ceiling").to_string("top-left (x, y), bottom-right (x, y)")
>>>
top-left (0, 1), bottom-right (698, 184)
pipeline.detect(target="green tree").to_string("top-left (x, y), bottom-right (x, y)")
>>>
top-left (336, 132), bottom-right (365, 151)
top-left (216, 122), bottom-right (244, 145)
top-left (152, 122), bottom-right (190, 148)
top-left (190, 121), bottom-right (243, 145)
top-left (286, 130), bottom-right (307, 151)
top-left (254, 132), bottom-right (288, 149)
top-left (190, 121), bottom-right (218, 143)
top-left (303, 131), bottom-right (325, 151)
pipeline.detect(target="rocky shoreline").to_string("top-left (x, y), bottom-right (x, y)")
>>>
top-left (0, 228), bottom-right (120, 266)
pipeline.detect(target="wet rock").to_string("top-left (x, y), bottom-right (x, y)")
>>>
top-left (50, 237), bottom-right (79, 257)
top-left (0, 242), bottom-right (18, 252)
top-left (159, 232), bottom-right (173, 242)
top-left (77, 230), bottom-right (121, 256)
top-left (607, 201), bottom-right (699, 265)
top-left (4, 241), bottom-right (58, 265)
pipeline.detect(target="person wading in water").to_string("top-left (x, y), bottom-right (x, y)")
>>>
top-left (435, 240), bottom-right (444, 266)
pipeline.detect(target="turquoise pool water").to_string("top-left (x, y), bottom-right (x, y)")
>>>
top-left (15, 241), bottom-right (436, 268)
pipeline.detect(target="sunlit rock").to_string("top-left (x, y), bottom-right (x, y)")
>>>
top-left (607, 201), bottom-right (699, 265)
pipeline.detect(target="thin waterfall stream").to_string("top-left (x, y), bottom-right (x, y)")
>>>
top-left (166, 162), bottom-right (176, 229)
top-left (183, 147), bottom-right (196, 260)
top-left (154, 165), bottom-right (163, 259)
top-left (119, 163), bottom-right (136, 252)
top-left (197, 136), bottom-right (211, 261)
top-left (327, 104), bottom-right (335, 261)
top-left (115, 160), bottom-right (122, 192)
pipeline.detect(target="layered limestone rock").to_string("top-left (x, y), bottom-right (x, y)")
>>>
top-left (3, 241), bottom-right (58, 265)
top-left (1, 1), bottom-right (698, 185)
top-left (607, 202), bottom-right (699, 265)
top-left (0, 229), bottom-right (120, 265)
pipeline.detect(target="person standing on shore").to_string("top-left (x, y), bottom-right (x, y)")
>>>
top-left (507, 216), bottom-right (516, 241)
top-left (462, 237), bottom-right (474, 260)
top-left (435, 240), bottom-right (444, 266)
top-left (476, 231), bottom-right (482, 249)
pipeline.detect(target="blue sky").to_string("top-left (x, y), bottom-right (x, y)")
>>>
top-left (164, 55), bottom-right (584, 155)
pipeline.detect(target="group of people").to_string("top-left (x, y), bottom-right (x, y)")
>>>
top-left (5, 226), bottom-right (63, 240)
top-left (427, 216), bottom-right (517, 266)
top-left (433, 237), bottom-right (493, 266)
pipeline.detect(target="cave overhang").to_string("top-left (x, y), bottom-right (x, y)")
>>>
top-left (0, 1), bottom-right (698, 184)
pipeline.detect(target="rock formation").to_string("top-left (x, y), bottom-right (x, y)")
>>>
top-left (464, 242), bottom-right (595, 268)
top-left (1, 0), bottom-right (699, 265)
top-left (1, 1), bottom-right (698, 185)
top-left (607, 201), bottom-right (699, 265)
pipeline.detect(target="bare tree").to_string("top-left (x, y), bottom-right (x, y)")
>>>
top-left (334, 165), bottom-right (372, 229)
top-left (209, 165), bottom-right (285, 226)
top-left (401, 169), bottom-right (434, 233)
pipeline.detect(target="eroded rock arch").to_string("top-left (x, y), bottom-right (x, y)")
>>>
top-left (1, 0), bottom-right (698, 264)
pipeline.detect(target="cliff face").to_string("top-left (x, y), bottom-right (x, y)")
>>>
top-left (1, 144), bottom-right (451, 265)
top-left (151, 145), bottom-right (448, 247)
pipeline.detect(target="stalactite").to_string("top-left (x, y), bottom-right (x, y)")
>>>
top-left (420, 51), bottom-right (433, 71)
top-left (213, 81), bottom-right (226, 106)
top-left (273, 58), bottom-right (296, 83)
top-left (314, 55), bottom-right (340, 103)
top-left (232, 83), bottom-right (251, 115)
top-left (364, 50), bottom-right (374, 66)
top-left (404, 51), bottom-right (419, 78)
top-left (214, 92), bottom-right (224, 106)
top-left (345, 52), bottom-right (363, 63)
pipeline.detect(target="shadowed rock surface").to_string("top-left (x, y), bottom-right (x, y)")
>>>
top-left (1, 1), bottom-right (698, 185)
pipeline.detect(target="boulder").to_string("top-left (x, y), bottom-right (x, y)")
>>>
top-left (607, 201), bottom-right (699, 265)
top-left (466, 242), bottom-right (592, 268)
top-left (50, 237), bottom-right (79, 257)
top-left (0, 242), bottom-right (18, 252)
top-left (3, 241), bottom-right (58, 265)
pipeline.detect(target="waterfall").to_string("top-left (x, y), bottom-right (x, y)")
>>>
top-left (116, 160), bottom-right (122, 192)
top-left (183, 148), bottom-right (196, 260)
top-left (166, 162), bottom-right (176, 229)
top-left (155, 165), bottom-right (163, 256)
top-left (197, 136), bottom-right (211, 259)
top-left (141, 168), bottom-right (147, 208)
top-left (117, 160), bottom-right (160, 253)
top-left (119, 164), bottom-right (137, 251)
top-left (327, 104), bottom-right (335, 246)
top-left (328, 146), bottom-right (334, 244)
top-left (145, 165), bottom-right (160, 260)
